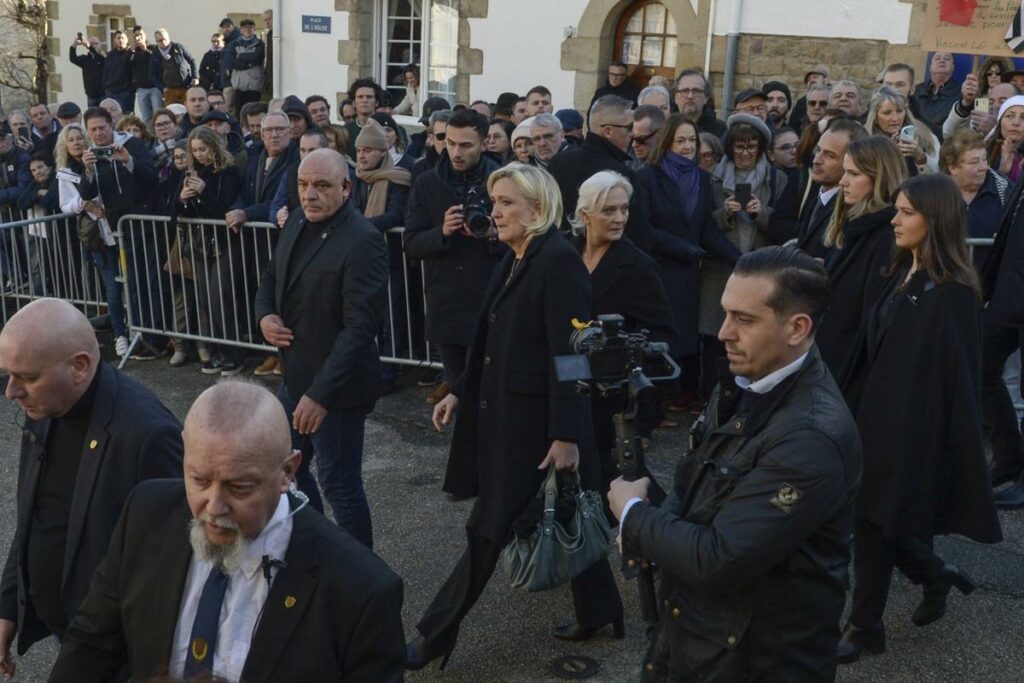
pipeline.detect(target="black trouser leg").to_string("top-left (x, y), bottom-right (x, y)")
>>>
top-left (437, 343), bottom-right (468, 385)
top-left (981, 317), bottom-right (1024, 477)
top-left (893, 536), bottom-right (945, 586)
top-left (570, 557), bottom-right (623, 629)
top-left (416, 525), bottom-right (502, 646)
top-left (850, 518), bottom-right (897, 628)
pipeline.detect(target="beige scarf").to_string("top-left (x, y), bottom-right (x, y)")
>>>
top-left (355, 153), bottom-right (411, 218)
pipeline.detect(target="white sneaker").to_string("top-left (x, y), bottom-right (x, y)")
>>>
top-left (169, 349), bottom-right (188, 366)
top-left (115, 336), bottom-right (129, 357)
top-left (197, 342), bottom-right (211, 364)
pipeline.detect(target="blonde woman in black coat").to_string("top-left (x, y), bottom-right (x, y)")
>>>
top-left (407, 163), bottom-right (622, 671)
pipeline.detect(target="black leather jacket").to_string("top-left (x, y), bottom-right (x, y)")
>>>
top-left (623, 346), bottom-right (861, 681)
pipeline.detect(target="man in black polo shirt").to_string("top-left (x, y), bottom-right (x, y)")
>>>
top-left (0, 299), bottom-right (183, 677)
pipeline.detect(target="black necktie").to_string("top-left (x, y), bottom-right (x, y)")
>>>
top-left (183, 565), bottom-right (230, 676)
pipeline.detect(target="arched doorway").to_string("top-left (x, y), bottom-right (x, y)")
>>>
top-left (614, 0), bottom-right (678, 90)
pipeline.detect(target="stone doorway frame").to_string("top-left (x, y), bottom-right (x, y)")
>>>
top-left (562, 0), bottom-right (708, 111)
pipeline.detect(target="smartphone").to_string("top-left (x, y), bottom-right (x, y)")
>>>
top-left (975, 97), bottom-right (990, 114)
top-left (734, 183), bottom-right (752, 208)
top-left (77, 32), bottom-right (83, 41)
top-left (16, 128), bottom-right (30, 141)
top-left (899, 125), bottom-right (916, 142)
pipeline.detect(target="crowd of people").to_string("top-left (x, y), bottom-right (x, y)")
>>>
top-left (0, 19), bottom-right (1021, 679)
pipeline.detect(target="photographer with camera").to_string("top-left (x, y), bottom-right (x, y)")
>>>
top-left (407, 163), bottom-right (622, 671)
top-left (404, 109), bottom-right (506, 403)
top-left (80, 106), bottom-right (163, 358)
top-left (609, 246), bottom-right (861, 681)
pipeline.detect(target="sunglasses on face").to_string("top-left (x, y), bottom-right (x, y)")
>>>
top-left (631, 129), bottom-right (662, 144)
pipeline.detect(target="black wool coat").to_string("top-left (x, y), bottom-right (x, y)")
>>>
top-left (443, 229), bottom-right (601, 541)
top-left (983, 177), bottom-right (1024, 327)
top-left (815, 206), bottom-right (896, 376)
top-left (840, 271), bottom-right (1002, 543)
top-left (403, 153), bottom-right (507, 347)
top-left (548, 133), bottom-right (653, 252)
top-left (49, 480), bottom-right (406, 683)
top-left (0, 364), bottom-right (183, 654)
top-left (638, 164), bottom-right (740, 357)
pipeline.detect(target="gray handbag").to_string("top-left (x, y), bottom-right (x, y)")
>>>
top-left (501, 466), bottom-right (612, 592)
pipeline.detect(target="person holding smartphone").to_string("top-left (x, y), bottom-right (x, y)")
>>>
top-left (866, 87), bottom-right (939, 174)
top-left (701, 113), bottom-right (788, 396)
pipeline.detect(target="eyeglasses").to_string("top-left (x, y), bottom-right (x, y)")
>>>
top-left (434, 132), bottom-right (446, 141)
top-left (631, 129), bottom-right (662, 144)
top-left (262, 126), bottom-right (290, 136)
top-left (608, 71), bottom-right (627, 78)
top-left (675, 88), bottom-right (704, 97)
top-left (604, 123), bottom-right (634, 133)
top-left (773, 143), bottom-right (798, 153)
top-left (737, 104), bottom-right (768, 114)
top-left (808, 100), bottom-right (829, 108)
top-left (987, 69), bottom-right (1002, 76)
top-left (733, 144), bottom-right (759, 154)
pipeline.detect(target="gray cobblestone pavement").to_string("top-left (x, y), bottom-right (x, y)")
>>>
top-left (0, 346), bottom-right (1020, 681)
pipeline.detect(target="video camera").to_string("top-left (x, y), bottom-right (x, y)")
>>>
top-left (554, 314), bottom-right (678, 393)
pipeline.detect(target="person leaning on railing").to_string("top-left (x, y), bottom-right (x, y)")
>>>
top-left (173, 126), bottom-right (242, 375)
top-left (55, 122), bottom-right (130, 357)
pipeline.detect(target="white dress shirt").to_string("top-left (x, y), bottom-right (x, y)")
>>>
top-left (818, 186), bottom-right (840, 207)
top-left (169, 494), bottom-right (293, 683)
top-left (620, 353), bottom-right (809, 526)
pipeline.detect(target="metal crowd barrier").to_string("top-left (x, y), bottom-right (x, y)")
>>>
top-left (0, 212), bottom-right (110, 323)
top-left (966, 237), bottom-right (995, 264)
top-left (115, 214), bottom-right (441, 369)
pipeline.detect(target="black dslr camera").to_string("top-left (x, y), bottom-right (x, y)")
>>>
top-left (92, 146), bottom-right (116, 160)
top-left (462, 185), bottom-right (493, 237)
top-left (554, 314), bottom-right (677, 388)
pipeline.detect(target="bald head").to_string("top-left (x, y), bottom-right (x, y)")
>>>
top-left (0, 299), bottom-right (100, 419)
top-left (184, 380), bottom-right (292, 465)
top-left (297, 149), bottom-right (351, 221)
top-left (2, 298), bottom-right (99, 362)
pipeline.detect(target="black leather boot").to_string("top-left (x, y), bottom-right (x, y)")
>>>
top-left (405, 634), bottom-right (456, 671)
top-left (551, 616), bottom-right (625, 642)
top-left (912, 563), bottom-right (977, 626)
top-left (836, 623), bottom-right (886, 664)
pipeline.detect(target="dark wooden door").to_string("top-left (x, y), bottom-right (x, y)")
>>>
top-left (614, 1), bottom-right (678, 90)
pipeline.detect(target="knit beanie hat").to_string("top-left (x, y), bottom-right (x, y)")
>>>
top-left (511, 117), bottom-right (536, 146)
top-left (762, 81), bottom-right (792, 107)
top-left (355, 119), bottom-right (389, 150)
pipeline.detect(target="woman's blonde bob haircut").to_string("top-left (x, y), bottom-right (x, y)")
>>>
top-left (568, 170), bottom-right (633, 235)
top-left (486, 162), bottom-right (563, 241)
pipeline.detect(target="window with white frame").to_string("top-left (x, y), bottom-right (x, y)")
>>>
top-left (378, 0), bottom-right (458, 107)
top-left (104, 16), bottom-right (125, 50)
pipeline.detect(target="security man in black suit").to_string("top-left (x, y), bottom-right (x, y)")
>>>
top-left (609, 247), bottom-right (862, 681)
top-left (796, 119), bottom-right (866, 260)
top-left (255, 148), bottom-right (388, 549)
top-left (0, 299), bottom-right (183, 678)
top-left (49, 381), bottom-right (406, 682)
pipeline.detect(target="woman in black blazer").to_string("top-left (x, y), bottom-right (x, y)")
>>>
top-left (571, 169), bottom-right (676, 511)
top-left (815, 135), bottom-right (906, 376)
top-left (407, 163), bottom-right (623, 670)
top-left (638, 114), bottom-right (740, 401)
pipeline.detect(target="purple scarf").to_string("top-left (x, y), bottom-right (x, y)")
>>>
top-left (660, 151), bottom-right (701, 220)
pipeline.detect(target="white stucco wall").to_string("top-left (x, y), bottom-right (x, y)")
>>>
top-left (711, 0), bottom-right (913, 44)
top-left (53, 1), bottom-right (263, 107)
top-left (277, 0), bottom-right (351, 104)
top-left (467, 0), bottom-right (589, 111)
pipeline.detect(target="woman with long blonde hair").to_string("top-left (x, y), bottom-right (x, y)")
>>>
top-left (816, 135), bottom-right (907, 374)
top-left (865, 87), bottom-right (939, 174)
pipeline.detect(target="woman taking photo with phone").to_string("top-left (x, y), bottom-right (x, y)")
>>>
top-left (815, 135), bottom-right (906, 375)
top-left (836, 173), bottom-right (1002, 664)
top-left (407, 163), bottom-right (622, 671)
top-left (986, 95), bottom-right (1024, 182)
top-left (865, 87), bottom-right (939, 174)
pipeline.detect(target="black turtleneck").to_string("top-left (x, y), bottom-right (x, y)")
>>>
top-left (27, 367), bottom-right (102, 636)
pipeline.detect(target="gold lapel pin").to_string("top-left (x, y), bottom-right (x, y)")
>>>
top-left (89, 439), bottom-right (98, 449)
top-left (284, 595), bottom-right (297, 608)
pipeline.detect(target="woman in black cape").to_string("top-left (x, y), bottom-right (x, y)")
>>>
top-left (836, 174), bottom-right (1002, 664)
top-left (406, 163), bottom-right (623, 670)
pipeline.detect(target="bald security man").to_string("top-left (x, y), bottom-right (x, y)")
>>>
top-left (49, 382), bottom-right (406, 682)
top-left (0, 299), bottom-right (183, 678)
top-left (255, 149), bottom-right (388, 549)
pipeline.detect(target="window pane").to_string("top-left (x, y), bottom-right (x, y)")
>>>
top-left (644, 4), bottom-right (665, 33)
top-left (621, 35), bottom-right (641, 64)
top-left (382, 1), bottom-right (423, 105)
top-left (392, 0), bottom-right (412, 17)
top-left (625, 10), bottom-right (642, 33)
top-left (666, 12), bottom-right (676, 35)
top-left (641, 36), bottom-right (663, 66)
top-left (663, 38), bottom-right (677, 68)
top-left (428, 0), bottom-right (458, 101)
